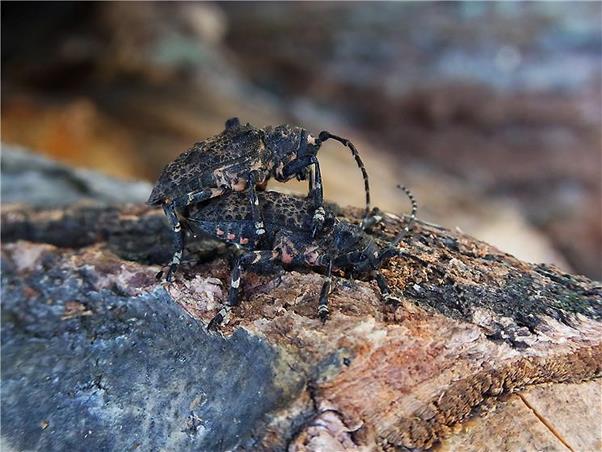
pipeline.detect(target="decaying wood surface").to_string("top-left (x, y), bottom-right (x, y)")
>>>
top-left (1, 201), bottom-right (601, 451)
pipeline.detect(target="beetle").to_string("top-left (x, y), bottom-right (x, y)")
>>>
top-left (148, 118), bottom-right (372, 282)
top-left (183, 186), bottom-right (417, 328)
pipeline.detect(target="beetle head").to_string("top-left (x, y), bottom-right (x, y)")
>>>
top-left (332, 223), bottom-right (381, 273)
top-left (263, 125), bottom-right (319, 160)
top-left (331, 222), bottom-right (402, 274)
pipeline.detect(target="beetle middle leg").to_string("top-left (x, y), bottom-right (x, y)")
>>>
top-left (208, 250), bottom-right (278, 330)
top-left (247, 171), bottom-right (266, 239)
top-left (318, 257), bottom-right (333, 323)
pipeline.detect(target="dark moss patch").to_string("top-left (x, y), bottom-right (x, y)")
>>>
top-left (409, 266), bottom-right (601, 341)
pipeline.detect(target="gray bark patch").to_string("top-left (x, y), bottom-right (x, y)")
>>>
top-left (1, 270), bottom-right (295, 451)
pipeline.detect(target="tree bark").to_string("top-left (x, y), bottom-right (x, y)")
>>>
top-left (2, 197), bottom-right (600, 451)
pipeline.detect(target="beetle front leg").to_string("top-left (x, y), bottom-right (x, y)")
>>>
top-left (307, 157), bottom-right (327, 238)
top-left (282, 157), bottom-right (326, 237)
top-left (208, 250), bottom-right (278, 330)
top-left (295, 156), bottom-right (326, 237)
top-left (372, 271), bottom-right (401, 305)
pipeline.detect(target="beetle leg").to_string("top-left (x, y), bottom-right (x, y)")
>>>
top-left (283, 156), bottom-right (326, 237)
top-left (318, 257), bottom-right (333, 323)
top-left (306, 157), bottom-right (327, 238)
top-left (308, 157), bottom-right (323, 207)
top-left (372, 271), bottom-right (401, 306)
top-left (158, 188), bottom-right (225, 282)
top-left (208, 250), bottom-right (278, 331)
top-left (247, 171), bottom-right (266, 241)
top-left (227, 254), bottom-right (245, 307)
top-left (157, 202), bottom-right (184, 282)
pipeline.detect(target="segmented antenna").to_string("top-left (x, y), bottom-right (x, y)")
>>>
top-left (392, 184), bottom-right (417, 246)
top-left (318, 131), bottom-right (371, 215)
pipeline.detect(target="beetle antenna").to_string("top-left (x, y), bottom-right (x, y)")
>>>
top-left (392, 185), bottom-right (417, 246)
top-left (317, 131), bottom-right (371, 216)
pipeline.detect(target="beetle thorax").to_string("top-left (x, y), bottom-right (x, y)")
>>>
top-left (263, 125), bottom-right (307, 178)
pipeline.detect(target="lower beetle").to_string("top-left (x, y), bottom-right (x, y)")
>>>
top-left (148, 118), bottom-right (372, 282)
top-left (183, 186), bottom-right (417, 328)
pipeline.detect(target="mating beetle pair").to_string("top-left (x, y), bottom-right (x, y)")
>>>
top-left (184, 187), bottom-right (417, 328)
top-left (149, 118), bottom-right (417, 325)
top-left (148, 118), bottom-right (371, 281)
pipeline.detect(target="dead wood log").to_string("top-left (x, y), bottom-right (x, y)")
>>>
top-left (1, 198), bottom-right (600, 451)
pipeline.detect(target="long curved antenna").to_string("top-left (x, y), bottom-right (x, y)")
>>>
top-left (392, 184), bottom-right (417, 246)
top-left (317, 131), bottom-right (371, 215)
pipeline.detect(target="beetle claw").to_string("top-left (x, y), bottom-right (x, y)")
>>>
top-left (384, 294), bottom-right (402, 307)
top-left (207, 314), bottom-right (223, 331)
top-left (208, 307), bottom-right (230, 331)
top-left (319, 310), bottom-right (329, 324)
top-left (156, 265), bottom-right (176, 284)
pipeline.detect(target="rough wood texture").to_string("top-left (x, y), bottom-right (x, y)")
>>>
top-left (1, 201), bottom-right (601, 451)
top-left (438, 394), bottom-right (570, 452)
top-left (519, 380), bottom-right (601, 451)
top-left (438, 380), bottom-right (601, 451)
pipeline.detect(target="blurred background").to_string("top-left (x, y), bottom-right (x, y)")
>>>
top-left (2, 2), bottom-right (601, 280)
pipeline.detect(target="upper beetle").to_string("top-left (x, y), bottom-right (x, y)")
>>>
top-left (148, 117), bottom-right (371, 281)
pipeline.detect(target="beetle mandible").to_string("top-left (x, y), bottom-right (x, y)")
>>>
top-left (183, 185), bottom-right (417, 328)
top-left (148, 118), bottom-right (371, 281)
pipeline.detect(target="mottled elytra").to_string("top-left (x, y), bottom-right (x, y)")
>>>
top-left (184, 186), bottom-right (417, 329)
top-left (148, 118), bottom-right (372, 281)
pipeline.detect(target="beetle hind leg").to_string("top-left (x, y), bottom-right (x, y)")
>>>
top-left (157, 188), bottom-right (227, 282)
top-left (208, 250), bottom-right (278, 330)
top-left (157, 202), bottom-right (185, 282)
